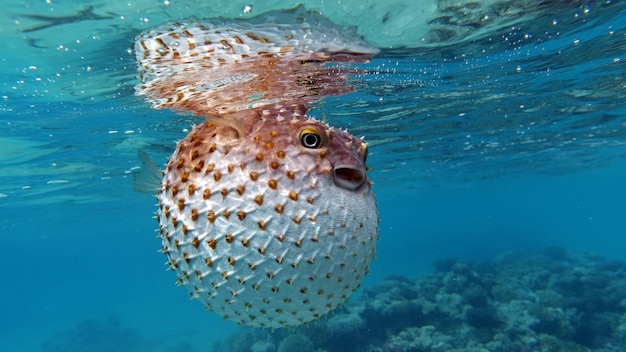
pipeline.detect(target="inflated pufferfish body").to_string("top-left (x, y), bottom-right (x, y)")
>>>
top-left (135, 7), bottom-right (379, 329)
top-left (158, 107), bottom-right (377, 328)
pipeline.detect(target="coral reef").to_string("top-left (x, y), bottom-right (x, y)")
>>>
top-left (39, 315), bottom-right (191, 352)
top-left (214, 248), bottom-right (626, 352)
top-left (277, 334), bottom-right (315, 352)
top-left (41, 316), bottom-right (144, 352)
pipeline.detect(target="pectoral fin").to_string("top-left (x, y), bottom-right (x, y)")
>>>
top-left (133, 149), bottom-right (163, 194)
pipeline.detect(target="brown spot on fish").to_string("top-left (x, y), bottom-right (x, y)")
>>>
top-left (220, 39), bottom-right (232, 50)
top-left (254, 194), bottom-right (263, 205)
top-left (207, 210), bottom-right (216, 223)
top-left (180, 171), bottom-right (189, 183)
top-left (274, 204), bottom-right (284, 214)
top-left (232, 35), bottom-right (243, 44)
top-left (188, 184), bottom-right (196, 196)
top-left (193, 160), bottom-right (204, 172)
top-left (164, 206), bottom-right (171, 219)
top-left (249, 171), bottom-right (259, 181)
top-left (268, 179), bottom-right (278, 189)
top-left (203, 188), bottom-right (211, 200)
top-left (237, 210), bottom-right (246, 221)
top-left (225, 233), bottom-right (234, 243)
top-left (245, 32), bottom-right (269, 43)
top-left (236, 185), bottom-right (245, 195)
top-left (207, 238), bottom-right (217, 250)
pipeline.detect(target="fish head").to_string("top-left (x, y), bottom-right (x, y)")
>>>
top-left (249, 113), bottom-right (370, 193)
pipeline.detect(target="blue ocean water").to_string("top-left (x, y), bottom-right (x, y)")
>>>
top-left (1, 1), bottom-right (626, 351)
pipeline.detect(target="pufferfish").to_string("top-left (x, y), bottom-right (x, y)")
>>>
top-left (134, 8), bottom-right (379, 329)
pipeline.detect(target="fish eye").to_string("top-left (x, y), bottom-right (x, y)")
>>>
top-left (299, 128), bottom-right (323, 149)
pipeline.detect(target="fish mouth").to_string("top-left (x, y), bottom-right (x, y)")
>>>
top-left (333, 165), bottom-right (366, 191)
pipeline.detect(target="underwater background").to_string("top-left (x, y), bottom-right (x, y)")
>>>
top-left (1, 0), bottom-right (626, 351)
